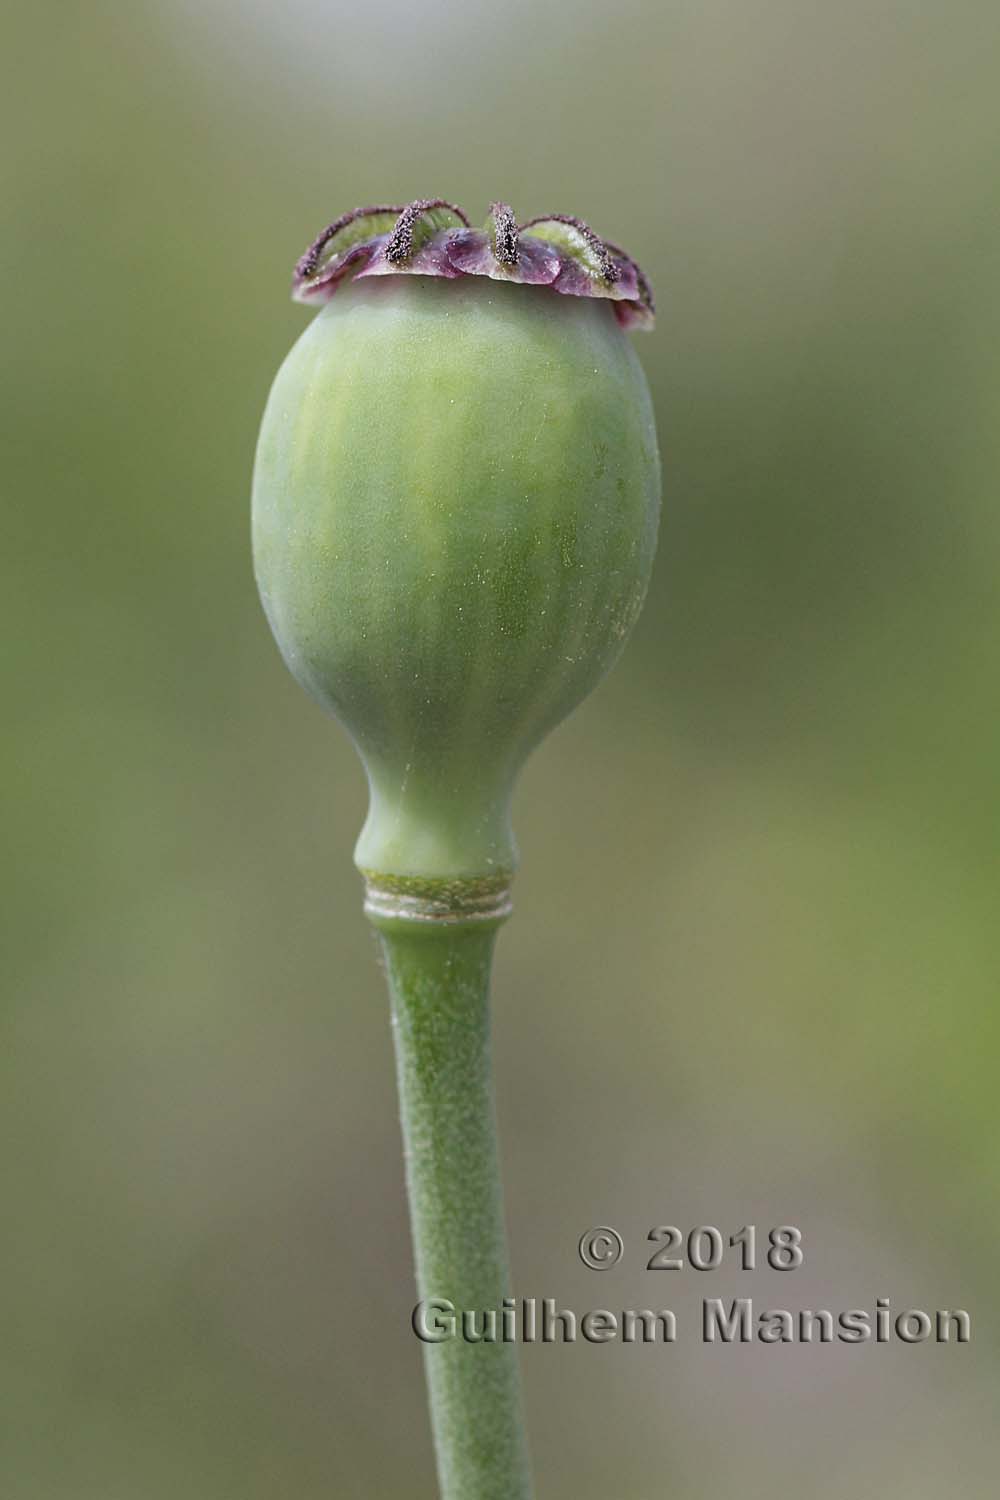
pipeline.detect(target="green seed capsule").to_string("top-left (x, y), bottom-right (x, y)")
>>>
top-left (252, 201), bottom-right (660, 900)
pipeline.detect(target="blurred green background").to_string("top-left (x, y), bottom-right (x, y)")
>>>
top-left (4, 1), bottom-right (1000, 1495)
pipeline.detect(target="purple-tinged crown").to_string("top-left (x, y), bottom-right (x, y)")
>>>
top-left (292, 199), bottom-right (654, 331)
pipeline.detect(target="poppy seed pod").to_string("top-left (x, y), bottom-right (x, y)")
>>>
top-left (252, 200), bottom-right (660, 916)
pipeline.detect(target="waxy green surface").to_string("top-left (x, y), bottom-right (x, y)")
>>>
top-left (380, 923), bottom-right (532, 1500)
top-left (253, 275), bottom-right (660, 881)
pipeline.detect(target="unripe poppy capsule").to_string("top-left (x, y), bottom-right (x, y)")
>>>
top-left (253, 200), bottom-right (660, 920)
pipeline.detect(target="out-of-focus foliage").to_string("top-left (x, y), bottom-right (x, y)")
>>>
top-left (3, 2), bottom-right (1000, 1495)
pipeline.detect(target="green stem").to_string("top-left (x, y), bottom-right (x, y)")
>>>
top-left (373, 914), bottom-right (533, 1500)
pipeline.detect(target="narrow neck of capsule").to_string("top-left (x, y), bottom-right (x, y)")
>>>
top-left (354, 760), bottom-right (519, 891)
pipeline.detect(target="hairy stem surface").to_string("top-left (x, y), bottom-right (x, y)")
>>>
top-left (374, 917), bottom-right (533, 1500)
